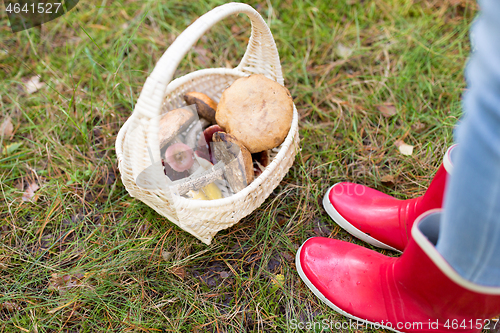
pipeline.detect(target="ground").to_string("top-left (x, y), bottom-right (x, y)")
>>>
top-left (0, 0), bottom-right (481, 332)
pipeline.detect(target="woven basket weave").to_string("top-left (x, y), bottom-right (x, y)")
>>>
top-left (115, 2), bottom-right (300, 245)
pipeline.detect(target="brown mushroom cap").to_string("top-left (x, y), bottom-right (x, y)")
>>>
top-left (212, 132), bottom-right (254, 186)
top-left (216, 74), bottom-right (294, 153)
top-left (158, 108), bottom-right (195, 148)
top-left (184, 92), bottom-right (217, 124)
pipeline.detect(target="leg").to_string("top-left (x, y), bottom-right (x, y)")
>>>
top-left (297, 1), bottom-right (500, 328)
top-left (436, 0), bottom-right (500, 287)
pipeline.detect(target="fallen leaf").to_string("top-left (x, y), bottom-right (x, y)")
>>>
top-left (376, 104), bottom-right (397, 117)
top-left (14, 178), bottom-right (24, 190)
top-left (170, 266), bottom-right (186, 280)
top-left (381, 174), bottom-right (396, 186)
top-left (411, 121), bottom-right (426, 133)
top-left (280, 252), bottom-right (294, 262)
top-left (23, 76), bottom-right (45, 94)
top-left (22, 183), bottom-right (39, 202)
top-left (336, 43), bottom-right (353, 59)
top-left (276, 214), bottom-right (288, 227)
top-left (220, 271), bottom-right (230, 278)
top-left (4, 142), bottom-right (22, 155)
top-left (267, 256), bottom-right (282, 272)
top-left (48, 273), bottom-right (85, 295)
top-left (0, 117), bottom-right (13, 137)
top-left (395, 140), bottom-right (414, 156)
top-left (0, 301), bottom-right (21, 312)
top-left (161, 251), bottom-right (173, 262)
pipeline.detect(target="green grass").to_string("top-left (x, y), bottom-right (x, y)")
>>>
top-left (0, 0), bottom-right (481, 332)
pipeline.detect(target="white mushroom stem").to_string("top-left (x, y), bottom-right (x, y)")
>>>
top-left (187, 159), bottom-right (201, 175)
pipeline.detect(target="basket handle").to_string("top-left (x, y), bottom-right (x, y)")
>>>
top-left (134, 2), bottom-right (284, 120)
top-left (126, 3), bottom-right (283, 185)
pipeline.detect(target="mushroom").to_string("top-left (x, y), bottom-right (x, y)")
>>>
top-left (159, 108), bottom-right (196, 149)
top-left (162, 159), bottom-right (190, 181)
top-left (192, 155), bottom-right (223, 200)
top-left (212, 132), bottom-right (254, 192)
top-left (200, 124), bottom-right (223, 163)
top-left (171, 161), bottom-right (225, 196)
top-left (186, 181), bottom-right (223, 201)
top-left (200, 182), bottom-right (223, 200)
top-left (188, 189), bottom-right (209, 200)
top-left (169, 135), bottom-right (255, 196)
top-left (216, 74), bottom-right (294, 153)
top-left (184, 92), bottom-right (217, 124)
top-left (164, 142), bottom-right (195, 172)
top-left (163, 150), bottom-right (224, 200)
top-left (203, 125), bottom-right (223, 146)
top-left (252, 150), bottom-right (270, 177)
top-left (184, 118), bottom-right (210, 148)
top-left (164, 143), bottom-right (210, 198)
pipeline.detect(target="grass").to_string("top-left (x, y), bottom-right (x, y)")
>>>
top-left (0, 0), bottom-right (482, 332)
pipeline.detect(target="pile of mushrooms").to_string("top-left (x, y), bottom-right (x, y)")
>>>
top-left (158, 74), bottom-right (294, 199)
top-left (158, 107), bottom-right (221, 200)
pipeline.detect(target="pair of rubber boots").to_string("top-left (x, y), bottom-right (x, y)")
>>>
top-left (296, 145), bottom-right (500, 332)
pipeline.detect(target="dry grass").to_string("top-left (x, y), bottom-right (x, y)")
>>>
top-left (0, 0), bottom-right (481, 332)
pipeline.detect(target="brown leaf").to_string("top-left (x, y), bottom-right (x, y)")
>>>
top-left (276, 215), bottom-right (288, 227)
top-left (395, 140), bottom-right (414, 156)
top-left (380, 174), bottom-right (396, 186)
top-left (161, 251), bottom-right (173, 262)
top-left (23, 76), bottom-right (45, 94)
top-left (0, 117), bottom-right (13, 137)
top-left (0, 301), bottom-right (21, 312)
top-left (170, 266), bottom-right (186, 280)
top-left (280, 252), bottom-right (294, 262)
top-left (48, 273), bottom-right (85, 295)
top-left (220, 271), bottom-right (230, 278)
top-left (376, 104), bottom-right (397, 117)
top-left (411, 121), bottom-right (427, 133)
top-left (301, 154), bottom-right (312, 163)
top-left (22, 183), bottom-right (39, 202)
top-left (14, 178), bottom-right (24, 190)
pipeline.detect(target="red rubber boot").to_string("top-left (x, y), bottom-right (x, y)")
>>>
top-left (323, 145), bottom-right (457, 252)
top-left (296, 209), bottom-right (500, 333)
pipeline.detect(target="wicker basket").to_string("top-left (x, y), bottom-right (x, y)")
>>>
top-left (115, 2), bottom-right (300, 245)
